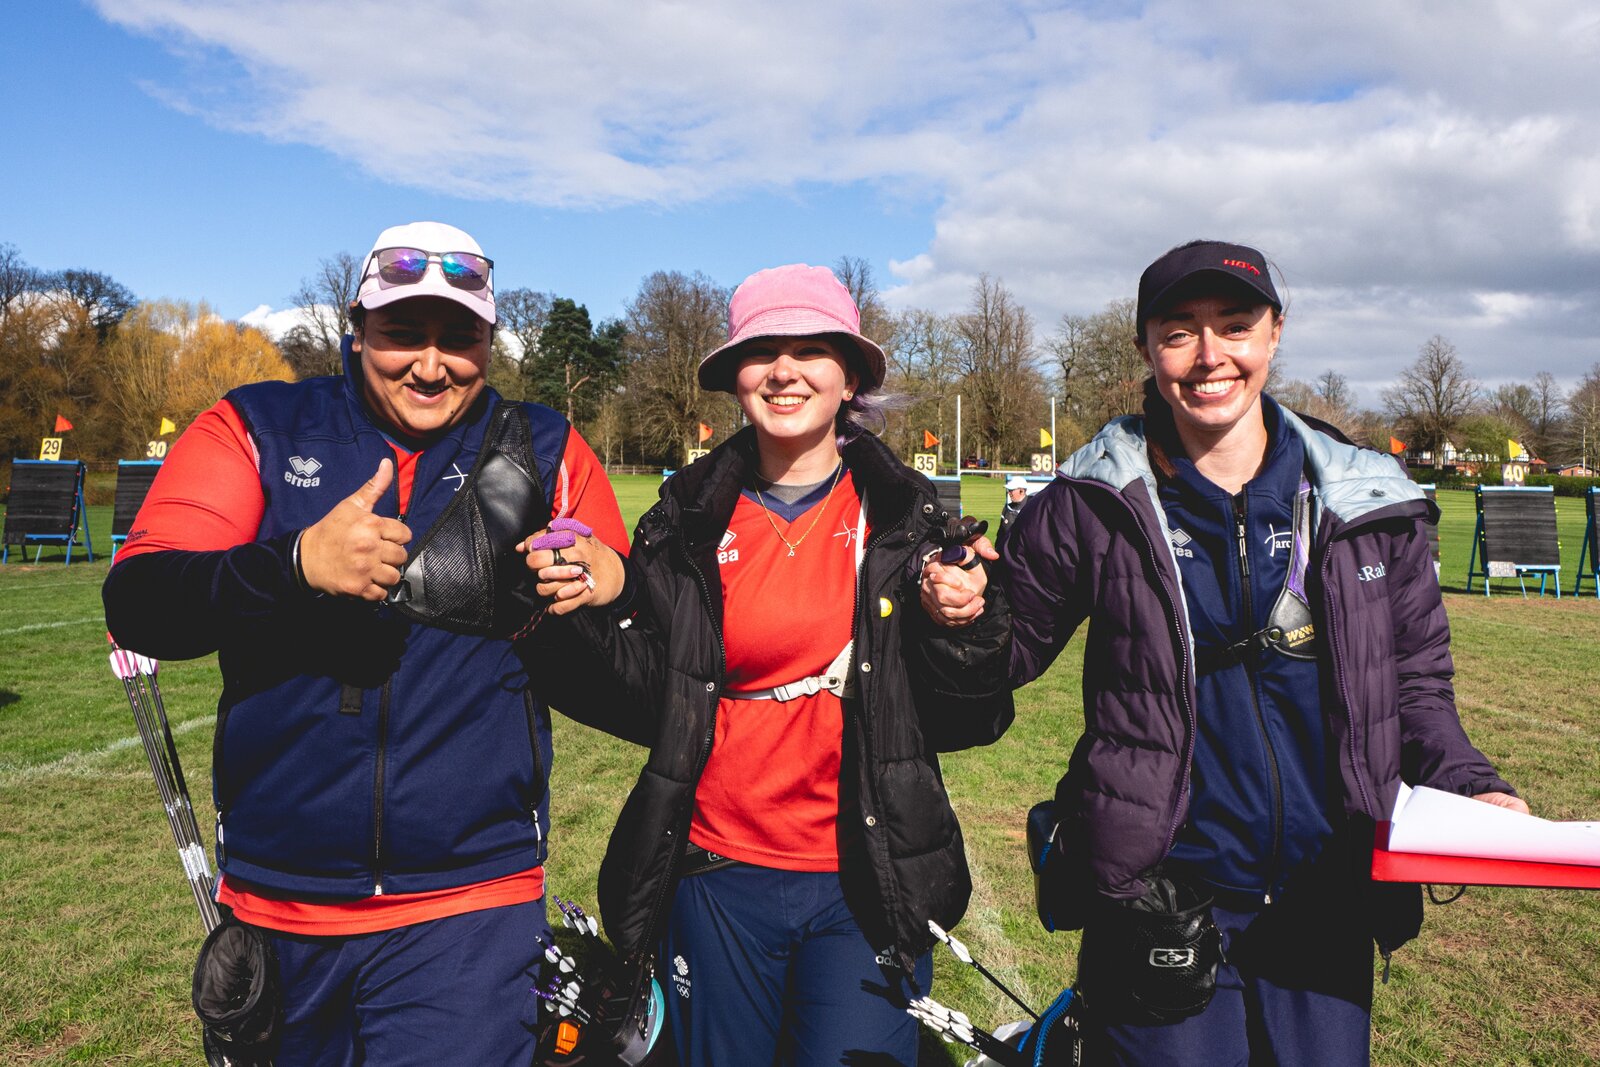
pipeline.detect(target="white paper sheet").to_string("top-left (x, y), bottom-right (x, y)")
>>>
top-left (1388, 784), bottom-right (1600, 867)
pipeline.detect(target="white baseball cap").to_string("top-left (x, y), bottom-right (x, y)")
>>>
top-left (1005, 476), bottom-right (1029, 491)
top-left (353, 221), bottom-right (496, 325)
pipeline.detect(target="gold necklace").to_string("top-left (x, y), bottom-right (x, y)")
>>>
top-left (753, 464), bottom-right (843, 558)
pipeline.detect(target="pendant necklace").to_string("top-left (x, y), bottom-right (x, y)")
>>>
top-left (753, 463), bottom-right (843, 558)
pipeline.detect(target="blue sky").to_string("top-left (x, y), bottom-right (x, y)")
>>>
top-left (2, 4), bottom-right (936, 326)
top-left (4, 1), bottom-right (1598, 404)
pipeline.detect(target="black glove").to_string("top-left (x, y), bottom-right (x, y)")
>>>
top-left (1078, 875), bottom-right (1223, 1026)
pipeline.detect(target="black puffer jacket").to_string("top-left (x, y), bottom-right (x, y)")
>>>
top-left (550, 428), bottom-right (1014, 966)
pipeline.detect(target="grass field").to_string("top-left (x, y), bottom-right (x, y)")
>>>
top-left (2, 478), bottom-right (1598, 1064)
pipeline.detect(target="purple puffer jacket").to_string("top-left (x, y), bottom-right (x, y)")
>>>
top-left (1003, 404), bottom-right (1513, 946)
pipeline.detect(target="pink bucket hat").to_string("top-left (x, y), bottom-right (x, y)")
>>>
top-left (697, 264), bottom-right (888, 393)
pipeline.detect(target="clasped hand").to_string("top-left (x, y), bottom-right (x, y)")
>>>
top-left (517, 520), bottom-right (626, 616)
top-left (919, 535), bottom-right (998, 628)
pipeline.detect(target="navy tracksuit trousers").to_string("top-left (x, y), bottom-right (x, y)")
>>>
top-left (660, 864), bottom-right (932, 1066)
top-left (266, 899), bottom-right (550, 1067)
top-left (1098, 893), bottom-right (1374, 1066)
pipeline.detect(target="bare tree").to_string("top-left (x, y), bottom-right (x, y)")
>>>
top-left (1563, 364), bottom-right (1600, 469)
top-left (1316, 370), bottom-right (1353, 413)
top-left (1528, 371), bottom-right (1565, 461)
top-left (0, 242), bottom-right (41, 326)
top-left (883, 307), bottom-right (963, 461)
top-left (1273, 377), bottom-right (1317, 414)
top-left (1345, 408), bottom-right (1403, 454)
top-left (620, 270), bottom-right (735, 462)
top-left (497, 287), bottom-right (555, 369)
top-left (40, 268), bottom-right (136, 339)
top-left (1053, 297), bottom-right (1144, 430)
top-left (1383, 335), bottom-right (1478, 467)
top-left (1488, 383), bottom-right (1537, 434)
top-left (833, 256), bottom-right (894, 350)
top-left (1275, 368), bottom-right (1355, 433)
top-left (1046, 312), bottom-right (1093, 406)
top-left (288, 252), bottom-right (361, 378)
top-left (956, 275), bottom-right (1046, 464)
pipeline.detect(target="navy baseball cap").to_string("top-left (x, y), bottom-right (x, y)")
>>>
top-left (1136, 240), bottom-right (1280, 332)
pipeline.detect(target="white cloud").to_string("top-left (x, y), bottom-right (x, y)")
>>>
top-left (95, 0), bottom-right (1600, 393)
top-left (236, 303), bottom-right (314, 341)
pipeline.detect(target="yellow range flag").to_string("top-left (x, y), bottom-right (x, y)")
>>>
top-left (159, 417), bottom-right (176, 436)
top-left (1039, 428), bottom-right (1053, 448)
top-left (1507, 438), bottom-right (1523, 460)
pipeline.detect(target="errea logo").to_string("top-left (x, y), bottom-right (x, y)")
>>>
top-left (1169, 527), bottom-right (1195, 559)
top-left (1358, 562), bottom-right (1387, 582)
top-left (718, 529), bottom-right (739, 565)
top-left (285, 455), bottom-right (322, 488)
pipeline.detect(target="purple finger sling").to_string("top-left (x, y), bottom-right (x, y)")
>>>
top-left (527, 529), bottom-right (577, 551)
top-left (550, 517), bottom-right (593, 537)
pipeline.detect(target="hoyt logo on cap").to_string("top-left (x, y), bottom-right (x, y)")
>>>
top-left (1136, 240), bottom-right (1280, 331)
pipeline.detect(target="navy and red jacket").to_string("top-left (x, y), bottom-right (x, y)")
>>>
top-left (104, 345), bottom-right (576, 899)
top-left (1002, 387), bottom-right (1515, 950)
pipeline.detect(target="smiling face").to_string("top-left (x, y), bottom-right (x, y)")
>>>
top-left (354, 296), bottom-right (492, 444)
top-left (733, 335), bottom-right (859, 473)
top-left (1138, 290), bottom-right (1283, 452)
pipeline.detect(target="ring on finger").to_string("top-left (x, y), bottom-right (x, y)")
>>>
top-left (551, 548), bottom-right (566, 567)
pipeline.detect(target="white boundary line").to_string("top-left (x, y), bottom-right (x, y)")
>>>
top-left (0, 578), bottom-right (106, 593)
top-left (0, 714), bottom-right (212, 786)
top-left (0, 616), bottom-right (102, 637)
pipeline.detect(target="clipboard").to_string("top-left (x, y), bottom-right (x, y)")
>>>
top-left (1372, 822), bottom-right (1600, 890)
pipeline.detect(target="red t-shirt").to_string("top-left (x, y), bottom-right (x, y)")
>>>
top-left (122, 398), bottom-right (629, 935)
top-left (688, 472), bottom-right (866, 872)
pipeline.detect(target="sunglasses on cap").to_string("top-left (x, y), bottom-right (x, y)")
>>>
top-left (363, 247), bottom-right (494, 296)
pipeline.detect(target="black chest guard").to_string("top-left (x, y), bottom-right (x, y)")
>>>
top-left (386, 403), bottom-right (552, 637)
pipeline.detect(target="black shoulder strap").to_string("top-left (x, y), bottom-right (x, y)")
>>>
top-left (1195, 477), bottom-right (1318, 672)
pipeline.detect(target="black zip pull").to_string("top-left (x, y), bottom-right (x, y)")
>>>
top-left (1380, 948), bottom-right (1393, 984)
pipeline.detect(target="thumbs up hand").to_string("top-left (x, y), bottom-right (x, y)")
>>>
top-left (297, 459), bottom-right (413, 600)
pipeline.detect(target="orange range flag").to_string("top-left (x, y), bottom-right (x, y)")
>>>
top-left (923, 429), bottom-right (940, 449)
top-left (54, 414), bottom-right (74, 432)
top-left (1389, 436), bottom-right (1406, 455)
top-left (697, 422), bottom-right (713, 444)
